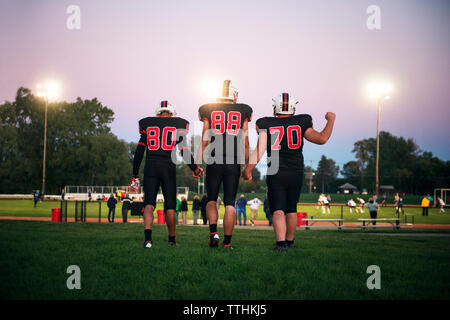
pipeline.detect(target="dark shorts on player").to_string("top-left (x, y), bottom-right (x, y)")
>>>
top-left (206, 164), bottom-right (241, 206)
top-left (143, 159), bottom-right (177, 210)
top-left (267, 169), bottom-right (303, 215)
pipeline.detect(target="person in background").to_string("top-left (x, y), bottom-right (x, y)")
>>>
top-left (248, 197), bottom-right (263, 226)
top-left (428, 195), bottom-right (434, 209)
top-left (356, 197), bottom-right (365, 213)
top-left (366, 198), bottom-right (379, 225)
top-left (264, 196), bottom-right (272, 226)
top-left (107, 193), bottom-right (118, 223)
top-left (121, 193), bottom-right (133, 223)
top-left (382, 193), bottom-right (387, 207)
top-left (192, 195), bottom-right (200, 225)
top-left (175, 193), bottom-right (181, 225)
top-left (180, 196), bottom-right (188, 225)
top-left (396, 196), bottom-right (404, 215)
top-left (347, 198), bottom-right (356, 213)
top-left (88, 189), bottom-right (92, 202)
top-left (421, 195), bottom-right (430, 216)
top-left (33, 190), bottom-right (40, 208)
top-left (200, 194), bottom-right (208, 225)
top-left (438, 197), bottom-right (446, 213)
top-left (61, 189), bottom-right (65, 201)
top-left (236, 194), bottom-right (247, 226)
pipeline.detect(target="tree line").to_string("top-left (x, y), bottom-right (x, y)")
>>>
top-left (1, 88), bottom-right (448, 195)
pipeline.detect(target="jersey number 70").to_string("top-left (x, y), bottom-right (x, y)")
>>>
top-left (269, 125), bottom-right (302, 150)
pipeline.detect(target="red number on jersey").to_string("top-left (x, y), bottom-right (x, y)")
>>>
top-left (147, 127), bottom-right (160, 150)
top-left (211, 111), bottom-right (242, 135)
top-left (287, 125), bottom-right (302, 149)
top-left (211, 111), bottom-right (225, 134)
top-left (162, 127), bottom-right (177, 150)
top-left (269, 126), bottom-right (284, 150)
top-left (227, 111), bottom-right (241, 135)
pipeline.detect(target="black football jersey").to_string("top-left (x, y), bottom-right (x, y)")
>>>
top-left (256, 114), bottom-right (313, 172)
top-left (198, 103), bottom-right (253, 164)
top-left (138, 116), bottom-right (190, 161)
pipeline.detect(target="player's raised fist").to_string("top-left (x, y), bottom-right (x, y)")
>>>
top-left (130, 177), bottom-right (140, 192)
top-left (325, 112), bottom-right (336, 121)
top-left (193, 166), bottom-right (203, 179)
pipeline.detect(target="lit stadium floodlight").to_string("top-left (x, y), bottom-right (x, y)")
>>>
top-left (367, 80), bottom-right (393, 197)
top-left (36, 82), bottom-right (59, 100)
top-left (201, 79), bottom-right (222, 101)
top-left (36, 82), bottom-right (60, 196)
top-left (368, 82), bottom-right (392, 100)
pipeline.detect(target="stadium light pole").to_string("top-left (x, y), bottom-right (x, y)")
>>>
top-left (36, 83), bottom-right (59, 196)
top-left (368, 82), bottom-right (391, 196)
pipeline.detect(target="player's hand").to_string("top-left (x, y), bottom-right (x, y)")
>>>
top-left (130, 177), bottom-right (141, 192)
top-left (325, 112), bottom-right (336, 121)
top-left (242, 168), bottom-right (252, 182)
top-left (193, 166), bottom-right (203, 179)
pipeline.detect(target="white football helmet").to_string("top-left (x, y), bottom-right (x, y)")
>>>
top-left (155, 100), bottom-right (176, 116)
top-left (272, 93), bottom-right (298, 116)
top-left (217, 80), bottom-right (238, 103)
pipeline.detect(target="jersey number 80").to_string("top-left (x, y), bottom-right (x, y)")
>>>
top-left (146, 127), bottom-right (177, 151)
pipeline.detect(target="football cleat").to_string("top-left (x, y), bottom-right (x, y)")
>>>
top-left (222, 241), bottom-right (233, 250)
top-left (274, 245), bottom-right (287, 252)
top-left (285, 242), bottom-right (295, 249)
top-left (209, 232), bottom-right (220, 247)
top-left (143, 241), bottom-right (152, 248)
top-left (130, 177), bottom-right (141, 193)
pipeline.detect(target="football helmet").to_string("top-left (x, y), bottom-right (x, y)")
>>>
top-left (272, 93), bottom-right (298, 116)
top-left (217, 80), bottom-right (238, 103)
top-left (155, 100), bottom-right (176, 116)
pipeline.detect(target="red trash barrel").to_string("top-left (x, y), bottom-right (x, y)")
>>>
top-left (301, 212), bottom-right (308, 225)
top-left (157, 210), bottom-right (166, 224)
top-left (51, 208), bottom-right (61, 222)
top-left (297, 212), bottom-right (307, 226)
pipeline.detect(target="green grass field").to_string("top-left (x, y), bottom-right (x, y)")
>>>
top-left (1, 220), bottom-right (449, 300)
top-left (1, 199), bottom-right (449, 225)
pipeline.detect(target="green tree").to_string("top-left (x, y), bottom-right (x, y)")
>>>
top-left (315, 155), bottom-right (339, 193)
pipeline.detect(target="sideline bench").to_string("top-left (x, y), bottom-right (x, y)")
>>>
top-left (404, 213), bottom-right (415, 225)
top-left (302, 218), bottom-right (344, 230)
top-left (358, 218), bottom-right (400, 230)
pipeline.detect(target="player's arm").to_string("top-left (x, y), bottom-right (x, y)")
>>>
top-left (130, 127), bottom-right (147, 191)
top-left (304, 112), bottom-right (336, 145)
top-left (242, 120), bottom-right (250, 165)
top-left (242, 129), bottom-right (267, 181)
top-left (196, 119), bottom-right (210, 165)
top-left (176, 127), bottom-right (203, 178)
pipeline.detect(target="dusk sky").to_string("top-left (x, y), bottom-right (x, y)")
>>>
top-left (1, 0), bottom-right (449, 170)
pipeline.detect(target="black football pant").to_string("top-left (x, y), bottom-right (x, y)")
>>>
top-left (267, 169), bottom-right (302, 214)
top-left (205, 164), bottom-right (241, 206)
top-left (143, 159), bottom-right (177, 210)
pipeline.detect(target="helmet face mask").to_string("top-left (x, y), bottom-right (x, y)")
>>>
top-left (155, 100), bottom-right (176, 117)
top-left (217, 80), bottom-right (238, 103)
top-left (272, 93), bottom-right (298, 116)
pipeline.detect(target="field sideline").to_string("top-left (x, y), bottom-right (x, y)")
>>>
top-left (1, 199), bottom-right (449, 225)
top-left (1, 220), bottom-right (449, 300)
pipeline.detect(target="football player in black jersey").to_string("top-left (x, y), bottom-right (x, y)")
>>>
top-left (198, 80), bottom-right (253, 248)
top-left (242, 93), bottom-right (335, 251)
top-left (131, 101), bottom-right (203, 248)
